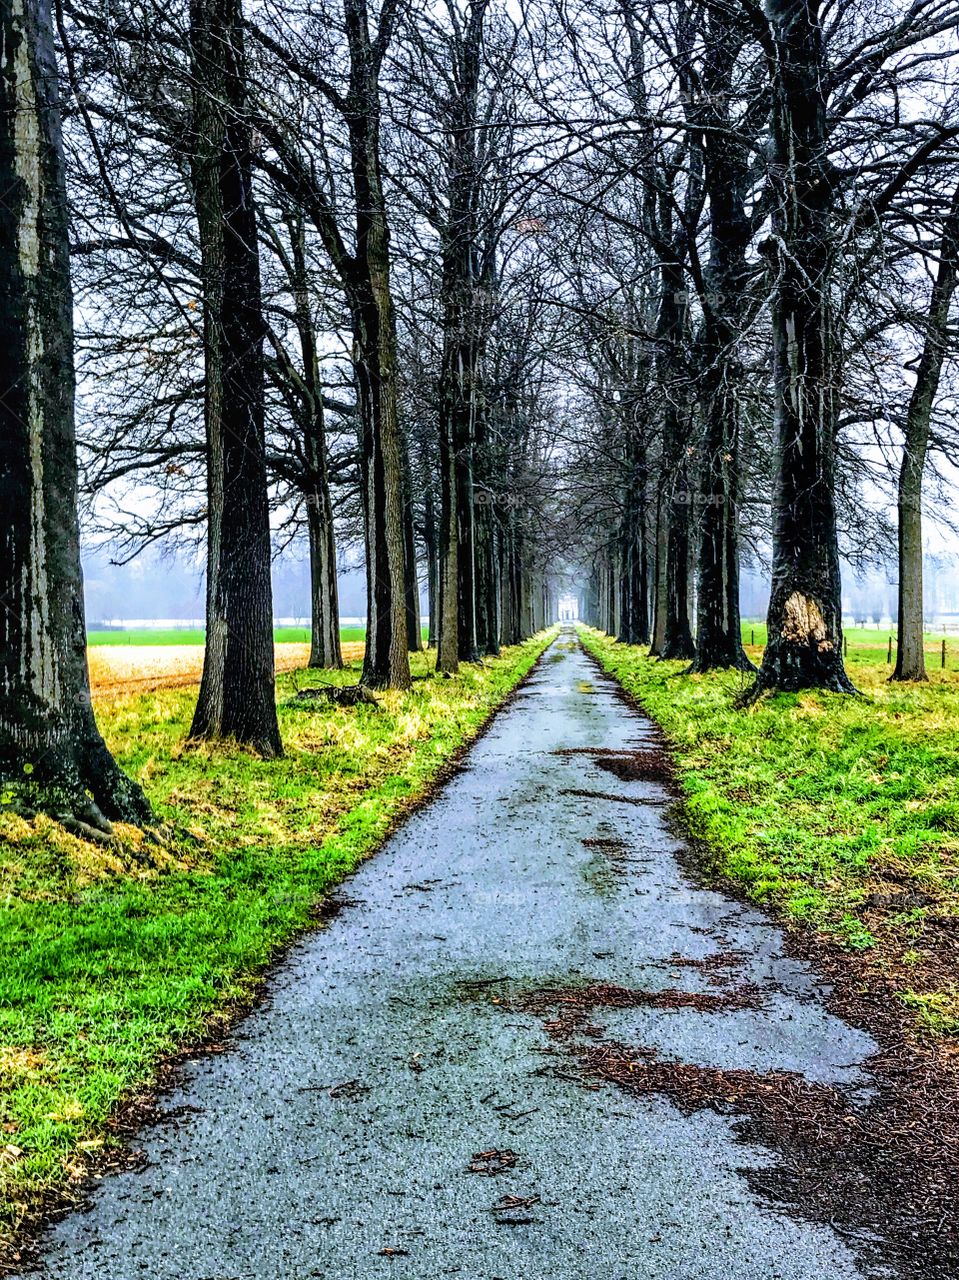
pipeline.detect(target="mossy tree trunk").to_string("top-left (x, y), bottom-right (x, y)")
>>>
top-left (0, 0), bottom-right (151, 830)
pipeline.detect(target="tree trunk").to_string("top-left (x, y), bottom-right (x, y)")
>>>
top-left (892, 182), bottom-right (959, 682)
top-left (287, 216), bottom-right (341, 670)
top-left (352, 284), bottom-right (410, 690)
top-left (657, 260), bottom-right (696, 661)
top-left (650, 479), bottom-right (669, 654)
top-left (436, 391), bottom-right (460, 671)
top-left (500, 520), bottom-right (521, 646)
top-left (188, 0), bottom-right (282, 754)
top-left (344, 0), bottom-right (410, 691)
top-left (618, 430), bottom-right (650, 645)
top-left (306, 481), bottom-right (341, 670)
top-left (403, 468), bottom-right (422, 653)
top-left (475, 508), bottom-right (499, 653)
top-left (453, 362), bottom-right (478, 665)
top-left (690, 5), bottom-right (753, 673)
top-left (474, 471), bottom-right (499, 654)
top-left (0, 0), bottom-right (151, 829)
top-left (693, 397), bottom-right (752, 671)
top-left (753, 0), bottom-right (854, 695)
top-left (435, 2), bottom-right (491, 666)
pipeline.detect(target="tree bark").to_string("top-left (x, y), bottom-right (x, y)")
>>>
top-left (892, 181), bottom-right (959, 682)
top-left (753, 0), bottom-right (855, 695)
top-left (188, 0), bottom-right (282, 754)
top-left (656, 258), bottom-right (696, 660)
top-left (435, 1), bottom-right (492, 667)
top-left (436, 384), bottom-right (460, 671)
top-left (307, 487), bottom-right (341, 670)
top-left (0, 0), bottom-right (151, 829)
top-left (402, 465), bottom-right (422, 653)
top-left (286, 216), bottom-right (342, 670)
top-left (618, 429), bottom-right (650, 645)
top-left (473, 418), bottom-right (499, 655)
top-left (254, 0), bottom-right (409, 690)
top-left (650, 487), bottom-right (669, 653)
top-left (690, 5), bottom-right (753, 673)
top-left (345, 0), bottom-right (411, 691)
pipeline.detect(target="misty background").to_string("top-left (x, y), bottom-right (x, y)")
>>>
top-left (81, 540), bottom-right (959, 631)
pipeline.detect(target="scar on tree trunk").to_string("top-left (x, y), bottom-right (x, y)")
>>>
top-left (746, 592), bottom-right (857, 701)
top-left (749, 0), bottom-right (855, 698)
top-left (0, 0), bottom-right (151, 834)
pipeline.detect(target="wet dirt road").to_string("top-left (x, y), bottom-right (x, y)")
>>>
top-left (19, 632), bottom-right (890, 1279)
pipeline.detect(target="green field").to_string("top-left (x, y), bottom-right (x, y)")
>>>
top-left (0, 631), bottom-right (551, 1243)
top-left (740, 621), bottom-right (959, 671)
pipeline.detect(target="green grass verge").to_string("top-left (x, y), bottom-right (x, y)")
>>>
top-left (0, 632), bottom-right (552, 1243)
top-left (579, 626), bottom-right (959, 1028)
top-left (88, 626), bottom-right (381, 646)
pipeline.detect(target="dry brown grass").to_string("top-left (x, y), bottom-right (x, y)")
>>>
top-left (87, 642), bottom-right (366, 696)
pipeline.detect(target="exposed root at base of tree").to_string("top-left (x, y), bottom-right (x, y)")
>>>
top-left (0, 750), bottom-right (152, 843)
top-left (686, 651), bottom-right (758, 676)
top-left (291, 683), bottom-right (380, 708)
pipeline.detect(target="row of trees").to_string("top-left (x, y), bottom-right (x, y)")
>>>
top-left (64, 0), bottom-right (567, 688)
top-left (3, 0), bottom-right (959, 827)
top-left (562, 0), bottom-right (959, 690)
top-left (1, 0), bottom-right (564, 823)
top-left (59, 0), bottom-right (959, 706)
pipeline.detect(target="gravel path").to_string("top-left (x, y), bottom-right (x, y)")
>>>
top-left (19, 631), bottom-right (886, 1279)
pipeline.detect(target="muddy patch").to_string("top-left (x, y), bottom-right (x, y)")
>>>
top-left (561, 787), bottom-right (669, 807)
top-left (580, 835), bottom-right (652, 866)
top-left (555, 746), bottom-right (673, 785)
top-left (506, 981), bottom-right (766, 1041)
top-left (491, 976), bottom-right (958, 1280)
top-left (581, 835), bottom-right (630, 855)
top-left (579, 836), bottom-right (652, 894)
top-left (576, 1038), bottom-right (959, 1280)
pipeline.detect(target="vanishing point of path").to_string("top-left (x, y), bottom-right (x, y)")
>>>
top-left (18, 632), bottom-right (889, 1279)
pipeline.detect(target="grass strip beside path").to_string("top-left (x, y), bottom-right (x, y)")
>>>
top-left (579, 626), bottom-right (959, 1036)
top-left (0, 632), bottom-right (553, 1250)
